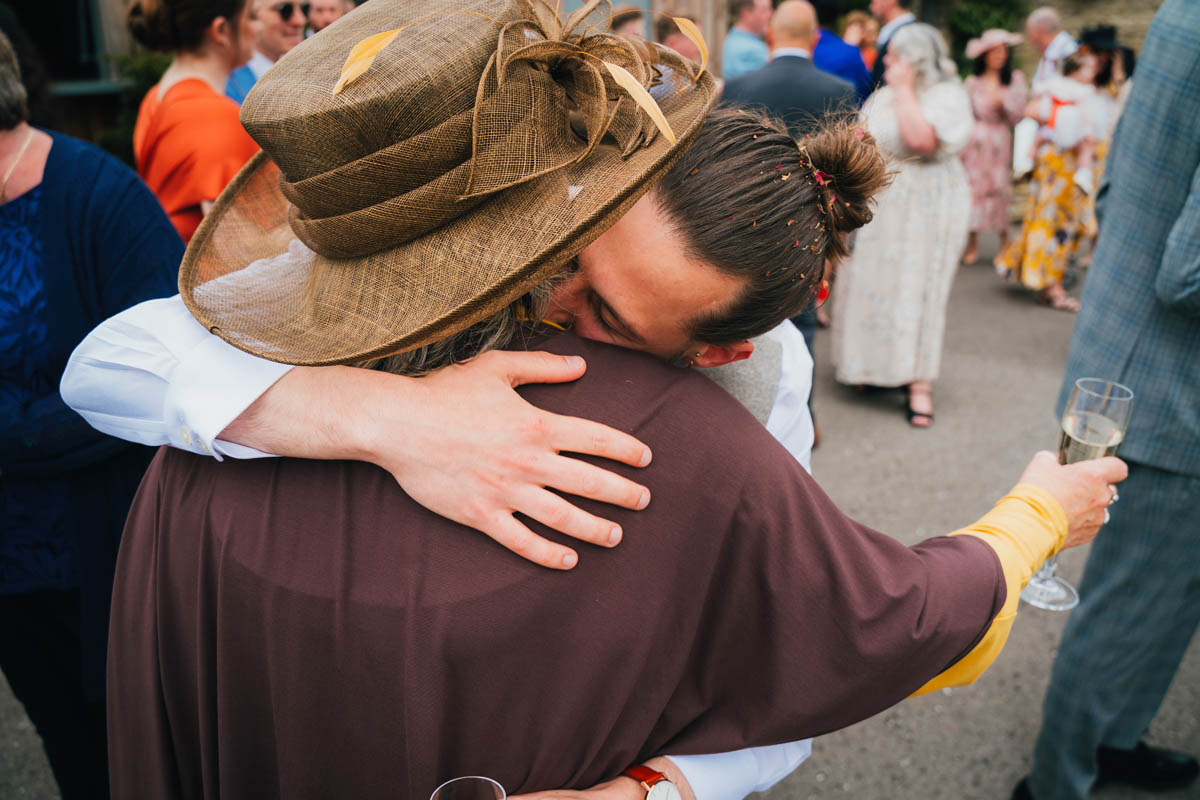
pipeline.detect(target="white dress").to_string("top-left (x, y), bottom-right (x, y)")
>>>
top-left (831, 81), bottom-right (973, 386)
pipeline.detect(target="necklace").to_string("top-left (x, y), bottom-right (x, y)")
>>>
top-left (0, 128), bottom-right (36, 203)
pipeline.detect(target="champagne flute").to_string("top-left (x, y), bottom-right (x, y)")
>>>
top-left (1020, 378), bottom-right (1133, 611)
top-left (430, 776), bottom-right (506, 800)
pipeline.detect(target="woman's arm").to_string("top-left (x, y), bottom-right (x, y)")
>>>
top-left (884, 60), bottom-right (938, 156)
top-left (914, 451), bottom-right (1126, 694)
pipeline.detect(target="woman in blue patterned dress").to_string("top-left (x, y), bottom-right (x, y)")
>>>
top-left (0, 32), bottom-right (183, 798)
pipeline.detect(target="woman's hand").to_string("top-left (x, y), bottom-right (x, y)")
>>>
top-left (510, 757), bottom-right (695, 800)
top-left (1016, 450), bottom-right (1128, 549)
top-left (883, 56), bottom-right (916, 93)
top-left (228, 351), bottom-right (654, 570)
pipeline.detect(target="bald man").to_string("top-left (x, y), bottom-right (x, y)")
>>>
top-left (1026, 6), bottom-right (1078, 85)
top-left (722, 1), bottom-right (854, 137)
top-left (721, 0), bottom-right (854, 371)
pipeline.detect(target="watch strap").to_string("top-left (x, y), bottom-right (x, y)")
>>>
top-left (623, 764), bottom-right (667, 790)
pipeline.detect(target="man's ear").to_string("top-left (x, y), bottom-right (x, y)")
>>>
top-left (693, 340), bottom-right (754, 368)
top-left (765, 27), bottom-right (776, 51)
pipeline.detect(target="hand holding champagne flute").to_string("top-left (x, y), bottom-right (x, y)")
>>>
top-left (1021, 379), bottom-right (1134, 611)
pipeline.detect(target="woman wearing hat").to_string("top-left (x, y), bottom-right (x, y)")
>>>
top-left (960, 29), bottom-right (1026, 266)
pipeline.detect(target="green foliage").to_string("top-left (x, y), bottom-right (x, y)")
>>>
top-left (945, 0), bottom-right (1029, 72)
top-left (95, 51), bottom-right (171, 168)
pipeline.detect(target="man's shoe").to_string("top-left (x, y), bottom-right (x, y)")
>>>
top-left (1011, 777), bottom-right (1034, 800)
top-left (1097, 741), bottom-right (1200, 791)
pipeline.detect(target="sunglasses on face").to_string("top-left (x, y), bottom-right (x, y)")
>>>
top-left (270, 2), bottom-right (310, 21)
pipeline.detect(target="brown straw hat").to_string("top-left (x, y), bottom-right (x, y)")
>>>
top-left (180, 0), bottom-right (717, 365)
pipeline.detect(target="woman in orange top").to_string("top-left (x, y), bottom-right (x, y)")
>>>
top-left (130, 0), bottom-right (261, 243)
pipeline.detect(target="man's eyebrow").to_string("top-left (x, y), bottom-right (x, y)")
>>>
top-left (594, 292), bottom-right (647, 346)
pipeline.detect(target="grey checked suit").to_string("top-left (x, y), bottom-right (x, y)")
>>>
top-left (1029, 2), bottom-right (1200, 797)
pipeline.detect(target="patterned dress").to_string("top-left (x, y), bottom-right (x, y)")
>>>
top-left (961, 72), bottom-right (1027, 234)
top-left (831, 81), bottom-right (973, 386)
top-left (996, 74), bottom-right (1115, 290)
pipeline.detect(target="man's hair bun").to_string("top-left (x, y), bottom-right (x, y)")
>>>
top-left (803, 118), bottom-right (892, 251)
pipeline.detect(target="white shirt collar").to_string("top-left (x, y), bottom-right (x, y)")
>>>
top-left (247, 51), bottom-right (275, 80)
top-left (771, 47), bottom-right (811, 60)
top-left (878, 12), bottom-right (916, 46)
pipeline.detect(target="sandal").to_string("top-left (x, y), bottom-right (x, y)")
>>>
top-left (1039, 285), bottom-right (1081, 313)
top-left (906, 384), bottom-right (934, 428)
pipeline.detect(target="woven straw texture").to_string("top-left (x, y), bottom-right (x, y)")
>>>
top-left (179, 0), bottom-right (717, 365)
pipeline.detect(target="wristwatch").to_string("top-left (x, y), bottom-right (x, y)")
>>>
top-left (622, 765), bottom-right (682, 800)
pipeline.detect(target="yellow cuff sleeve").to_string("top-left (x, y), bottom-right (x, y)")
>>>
top-left (911, 484), bottom-right (1067, 696)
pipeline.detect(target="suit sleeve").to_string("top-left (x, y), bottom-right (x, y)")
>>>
top-left (1155, 159), bottom-right (1200, 315)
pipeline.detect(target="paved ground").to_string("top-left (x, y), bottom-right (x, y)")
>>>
top-left (3, 235), bottom-right (1197, 799)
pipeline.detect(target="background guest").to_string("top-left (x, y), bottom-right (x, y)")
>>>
top-left (960, 29), bottom-right (1026, 265)
top-left (722, 0), bottom-right (772, 78)
top-left (841, 9), bottom-right (878, 71)
top-left (130, 0), bottom-right (261, 243)
top-left (226, 0), bottom-right (306, 103)
top-left (867, 0), bottom-right (915, 90)
top-left (0, 31), bottom-right (184, 799)
top-left (655, 15), bottom-right (701, 63)
top-left (1026, 6), bottom-right (1077, 86)
top-left (811, 0), bottom-right (871, 105)
top-left (1014, 3), bottom-right (1200, 798)
top-left (1071, 25), bottom-right (1123, 267)
top-left (831, 23), bottom-right (973, 428)
top-left (307, 0), bottom-right (351, 35)
top-left (610, 4), bottom-right (645, 38)
top-left (995, 53), bottom-right (1099, 312)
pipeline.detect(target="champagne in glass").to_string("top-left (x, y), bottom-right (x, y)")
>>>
top-left (1058, 411), bottom-right (1124, 463)
top-left (1021, 379), bottom-right (1133, 611)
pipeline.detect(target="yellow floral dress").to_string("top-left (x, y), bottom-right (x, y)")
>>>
top-left (995, 142), bottom-right (1087, 290)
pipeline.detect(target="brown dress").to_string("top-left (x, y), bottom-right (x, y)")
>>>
top-left (107, 333), bottom-right (1005, 798)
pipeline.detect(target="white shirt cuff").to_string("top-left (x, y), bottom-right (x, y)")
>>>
top-left (665, 739), bottom-right (813, 800)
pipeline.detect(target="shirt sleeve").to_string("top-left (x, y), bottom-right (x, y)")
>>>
top-left (912, 484), bottom-right (1067, 695)
top-left (665, 739), bottom-right (813, 800)
top-left (60, 294), bottom-right (293, 459)
top-left (1155, 159), bottom-right (1200, 316)
top-left (763, 321), bottom-right (814, 474)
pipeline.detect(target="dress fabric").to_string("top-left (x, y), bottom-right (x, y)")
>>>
top-left (133, 78), bottom-right (260, 242)
top-left (961, 73), bottom-right (1027, 233)
top-left (995, 144), bottom-right (1085, 290)
top-left (106, 331), bottom-right (1043, 800)
top-left (831, 82), bottom-right (973, 386)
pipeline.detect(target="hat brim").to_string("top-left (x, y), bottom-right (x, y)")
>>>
top-left (180, 70), bottom-right (717, 366)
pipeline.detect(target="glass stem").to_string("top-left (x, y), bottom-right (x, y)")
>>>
top-left (1033, 554), bottom-right (1059, 581)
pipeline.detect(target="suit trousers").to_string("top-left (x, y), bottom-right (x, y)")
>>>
top-left (1029, 460), bottom-right (1200, 799)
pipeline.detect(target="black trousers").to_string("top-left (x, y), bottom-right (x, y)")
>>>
top-left (0, 588), bottom-right (109, 800)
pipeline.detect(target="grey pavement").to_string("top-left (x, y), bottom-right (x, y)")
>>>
top-left (2, 235), bottom-right (1197, 799)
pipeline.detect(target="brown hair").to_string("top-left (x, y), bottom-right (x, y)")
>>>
top-left (127, 0), bottom-right (248, 52)
top-left (655, 14), bottom-right (695, 44)
top-left (840, 10), bottom-right (873, 37)
top-left (729, 0), bottom-right (757, 20)
top-left (656, 108), bottom-right (890, 345)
